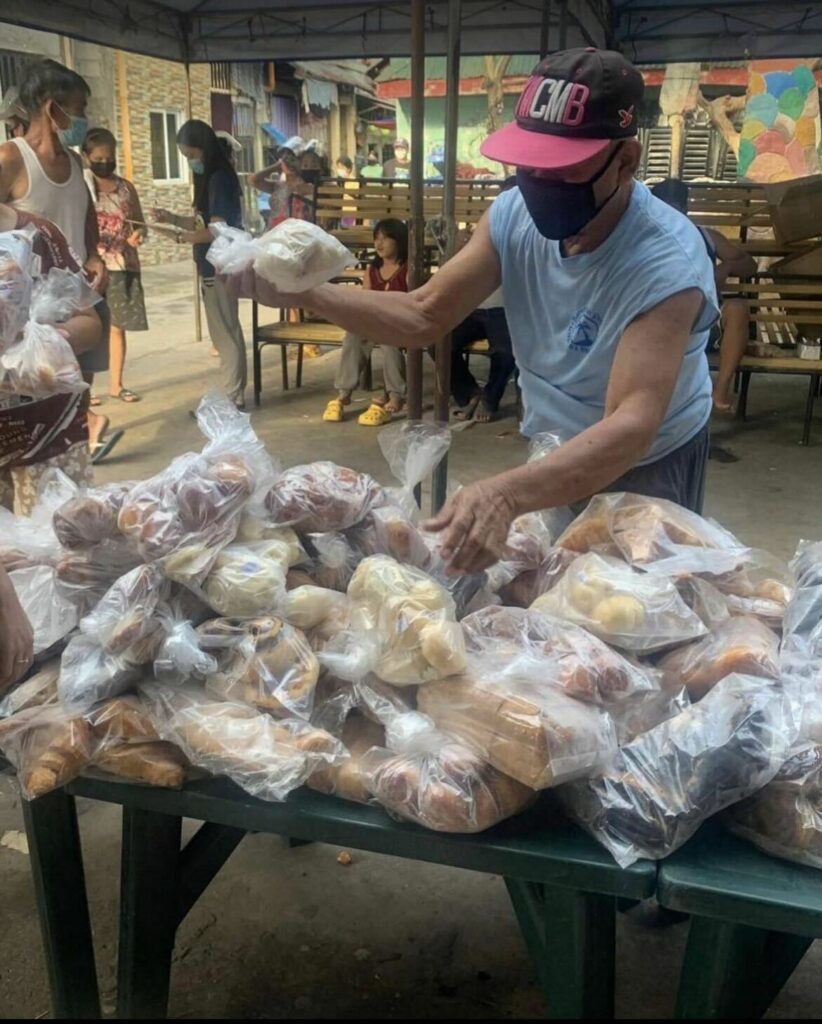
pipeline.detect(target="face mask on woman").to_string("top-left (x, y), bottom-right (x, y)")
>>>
top-left (188, 157), bottom-right (205, 175)
top-left (90, 160), bottom-right (116, 178)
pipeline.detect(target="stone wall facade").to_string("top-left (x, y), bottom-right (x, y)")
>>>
top-left (114, 55), bottom-right (211, 265)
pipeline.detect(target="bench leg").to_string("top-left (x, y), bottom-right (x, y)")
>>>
top-left (674, 917), bottom-right (812, 1019)
top-left (253, 341), bottom-right (262, 407)
top-left (506, 878), bottom-right (615, 1019)
top-left (737, 371), bottom-right (751, 421)
top-left (117, 806), bottom-right (182, 1019)
top-left (802, 375), bottom-right (816, 446)
top-left (279, 344), bottom-right (289, 391)
top-left (296, 344), bottom-right (304, 388)
top-left (23, 790), bottom-right (101, 1019)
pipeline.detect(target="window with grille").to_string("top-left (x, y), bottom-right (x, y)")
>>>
top-left (150, 110), bottom-right (184, 182)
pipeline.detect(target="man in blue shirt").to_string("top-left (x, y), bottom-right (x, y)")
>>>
top-left (231, 49), bottom-right (719, 574)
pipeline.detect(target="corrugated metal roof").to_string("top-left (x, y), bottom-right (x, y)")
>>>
top-left (292, 60), bottom-right (378, 94)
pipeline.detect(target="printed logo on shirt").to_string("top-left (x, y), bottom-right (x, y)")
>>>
top-left (517, 76), bottom-right (589, 127)
top-left (567, 308), bottom-right (601, 352)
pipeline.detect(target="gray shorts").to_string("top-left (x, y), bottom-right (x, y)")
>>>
top-left (571, 421), bottom-right (710, 516)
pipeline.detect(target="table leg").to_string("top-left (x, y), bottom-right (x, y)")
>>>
top-left (117, 806), bottom-right (182, 1020)
top-left (23, 790), bottom-right (101, 1019)
top-left (506, 879), bottom-right (615, 1019)
top-left (675, 916), bottom-right (812, 1019)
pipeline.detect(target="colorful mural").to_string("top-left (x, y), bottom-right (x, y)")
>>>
top-left (738, 59), bottom-right (821, 182)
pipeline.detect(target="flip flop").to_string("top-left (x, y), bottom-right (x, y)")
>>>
top-left (357, 403), bottom-right (393, 427)
top-left (111, 388), bottom-right (141, 403)
top-left (322, 398), bottom-right (345, 422)
top-left (89, 394), bottom-right (102, 406)
top-left (90, 429), bottom-right (124, 464)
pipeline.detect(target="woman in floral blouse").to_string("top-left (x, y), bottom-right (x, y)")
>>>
top-left (83, 127), bottom-right (148, 403)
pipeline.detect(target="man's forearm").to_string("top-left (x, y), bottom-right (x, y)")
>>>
top-left (300, 283), bottom-right (444, 349)
top-left (495, 409), bottom-right (656, 516)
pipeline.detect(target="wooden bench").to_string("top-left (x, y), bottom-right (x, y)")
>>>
top-left (658, 822), bottom-right (822, 1019)
top-left (251, 308), bottom-right (349, 404)
top-left (712, 282), bottom-right (822, 444)
top-left (22, 779), bottom-right (656, 1019)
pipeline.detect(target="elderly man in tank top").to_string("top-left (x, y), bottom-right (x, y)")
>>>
top-left (0, 58), bottom-right (118, 459)
top-left (233, 48), bottom-right (720, 576)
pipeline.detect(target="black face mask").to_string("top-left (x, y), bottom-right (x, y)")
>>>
top-left (90, 160), bottom-right (116, 178)
top-left (516, 143), bottom-right (624, 241)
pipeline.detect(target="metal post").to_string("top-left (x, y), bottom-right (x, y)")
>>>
top-left (540, 0), bottom-right (553, 58)
top-left (558, 0), bottom-right (569, 49)
top-left (407, 0), bottom-right (426, 429)
top-left (432, 0), bottom-right (462, 513)
top-left (185, 60), bottom-right (203, 343)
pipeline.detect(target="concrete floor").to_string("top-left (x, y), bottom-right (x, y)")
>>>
top-left (2, 260), bottom-right (822, 1018)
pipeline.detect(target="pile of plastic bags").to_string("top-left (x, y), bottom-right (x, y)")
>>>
top-left (0, 406), bottom-right (816, 869)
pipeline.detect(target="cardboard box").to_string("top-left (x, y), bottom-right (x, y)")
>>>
top-left (765, 175), bottom-right (822, 245)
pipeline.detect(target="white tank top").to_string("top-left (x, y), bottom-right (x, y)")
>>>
top-left (9, 138), bottom-right (89, 263)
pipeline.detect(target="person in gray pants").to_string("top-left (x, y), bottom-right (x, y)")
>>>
top-left (152, 118), bottom-right (247, 407)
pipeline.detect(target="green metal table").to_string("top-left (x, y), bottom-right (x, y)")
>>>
top-left (658, 822), bottom-right (822, 1019)
top-left (23, 778), bottom-right (655, 1020)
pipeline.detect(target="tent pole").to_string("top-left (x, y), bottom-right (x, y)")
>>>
top-left (407, 0), bottom-right (426, 438)
top-left (432, 0), bottom-right (462, 513)
top-left (558, 0), bottom-right (568, 49)
top-left (540, 0), bottom-right (553, 58)
top-left (185, 60), bottom-right (203, 344)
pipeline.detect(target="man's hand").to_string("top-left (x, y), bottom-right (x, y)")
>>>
top-left (84, 254), bottom-right (108, 294)
top-left (126, 230), bottom-right (144, 248)
top-left (0, 568), bottom-right (33, 692)
top-left (422, 478), bottom-right (518, 575)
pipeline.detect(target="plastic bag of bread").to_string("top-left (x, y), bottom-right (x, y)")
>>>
top-left (201, 542), bottom-right (288, 617)
top-left (609, 685), bottom-right (691, 746)
top-left (561, 675), bottom-right (799, 867)
top-left (92, 741), bottom-right (188, 788)
top-left (792, 540), bottom-right (822, 590)
top-left (85, 695), bottom-right (161, 744)
top-left (657, 616), bottom-right (779, 700)
top-left (58, 633), bottom-right (144, 709)
top-left (264, 460), bottom-right (384, 534)
top-left (0, 267), bottom-right (101, 398)
top-left (207, 219), bottom-right (354, 292)
top-left (53, 479), bottom-right (134, 549)
top-left (377, 420), bottom-right (450, 514)
top-left (0, 660), bottom-right (60, 717)
top-left (557, 493), bottom-right (746, 575)
top-left (530, 552), bottom-right (706, 654)
top-left (727, 743), bottom-right (822, 869)
top-left (9, 564), bottom-right (79, 657)
top-left (344, 555), bottom-right (466, 685)
top-left (140, 682), bottom-right (346, 801)
top-left (198, 615), bottom-right (320, 719)
top-left (0, 703), bottom-right (97, 798)
top-left (117, 392), bottom-right (277, 584)
top-left (54, 542), bottom-right (143, 613)
top-left (307, 712), bottom-right (384, 803)
top-left (417, 672), bottom-right (617, 789)
top-left (361, 709), bottom-right (535, 833)
top-left (707, 550), bottom-right (793, 628)
top-left (80, 564), bottom-right (169, 660)
top-left (675, 576), bottom-right (731, 631)
top-left (0, 227), bottom-right (36, 347)
top-left (461, 605), bottom-right (658, 705)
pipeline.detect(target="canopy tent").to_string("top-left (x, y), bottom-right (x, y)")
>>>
top-left (5, 1), bottom-right (822, 63)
